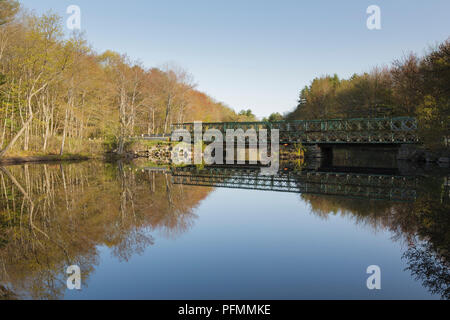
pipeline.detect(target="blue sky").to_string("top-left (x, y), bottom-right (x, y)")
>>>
top-left (19, 0), bottom-right (450, 118)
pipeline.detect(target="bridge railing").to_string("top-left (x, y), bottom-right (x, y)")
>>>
top-left (171, 117), bottom-right (417, 132)
top-left (171, 117), bottom-right (419, 144)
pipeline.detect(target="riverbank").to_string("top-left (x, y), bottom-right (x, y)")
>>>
top-left (2, 143), bottom-right (448, 168)
top-left (0, 154), bottom-right (95, 165)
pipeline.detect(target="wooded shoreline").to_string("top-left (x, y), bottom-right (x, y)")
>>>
top-left (1, 2), bottom-right (448, 162)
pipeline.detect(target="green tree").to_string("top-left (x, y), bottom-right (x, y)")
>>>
top-left (263, 112), bottom-right (284, 122)
top-left (416, 40), bottom-right (450, 149)
top-left (238, 109), bottom-right (256, 121)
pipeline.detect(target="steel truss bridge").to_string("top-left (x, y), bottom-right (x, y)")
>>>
top-left (171, 117), bottom-right (419, 144)
top-left (168, 166), bottom-right (419, 202)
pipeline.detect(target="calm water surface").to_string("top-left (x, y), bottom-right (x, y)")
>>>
top-left (0, 161), bottom-right (448, 299)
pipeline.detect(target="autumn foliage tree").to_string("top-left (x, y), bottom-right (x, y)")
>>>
top-left (287, 39), bottom-right (450, 149)
top-left (0, 6), bottom-right (252, 158)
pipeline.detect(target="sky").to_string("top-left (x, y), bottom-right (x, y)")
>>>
top-left (19, 0), bottom-right (450, 118)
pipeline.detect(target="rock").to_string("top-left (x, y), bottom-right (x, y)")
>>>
top-left (397, 144), bottom-right (420, 160)
top-left (438, 162), bottom-right (449, 168)
top-left (425, 152), bottom-right (438, 163)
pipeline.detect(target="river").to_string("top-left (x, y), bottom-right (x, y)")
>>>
top-left (0, 159), bottom-right (448, 299)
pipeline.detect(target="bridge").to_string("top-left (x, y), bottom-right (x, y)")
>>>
top-left (162, 165), bottom-right (419, 202)
top-left (171, 116), bottom-right (419, 144)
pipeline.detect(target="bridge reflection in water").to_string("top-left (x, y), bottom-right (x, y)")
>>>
top-left (149, 165), bottom-right (421, 202)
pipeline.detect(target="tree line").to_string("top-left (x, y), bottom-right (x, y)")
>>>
top-left (286, 39), bottom-right (450, 149)
top-left (0, 1), bottom-right (255, 157)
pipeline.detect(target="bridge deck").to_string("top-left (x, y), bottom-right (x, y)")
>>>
top-left (171, 117), bottom-right (419, 144)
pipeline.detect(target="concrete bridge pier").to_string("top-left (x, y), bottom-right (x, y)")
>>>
top-left (397, 144), bottom-right (419, 161)
top-left (319, 146), bottom-right (334, 167)
top-left (305, 144), bottom-right (404, 169)
top-left (305, 144), bottom-right (333, 158)
top-left (303, 144), bottom-right (334, 168)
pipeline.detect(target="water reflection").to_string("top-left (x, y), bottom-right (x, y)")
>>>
top-left (167, 163), bottom-right (449, 298)
top-left (0, 161), bottom-right (448, 299)
top-left (0, 162), bottom-right (210, 299)
top-left (300, 178), bottom-right (449, 299)
top-left (169, 164), bottom-right (418, 201)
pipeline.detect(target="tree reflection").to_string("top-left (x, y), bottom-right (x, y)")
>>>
top-left (302, 174), bottom-right (450, 299)
top-left (403, 240), bottom-right (449, 300)
top-left (0, 162), bottom-right (212, 299)
top-left (0, 160), bottom-right (448, 299)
